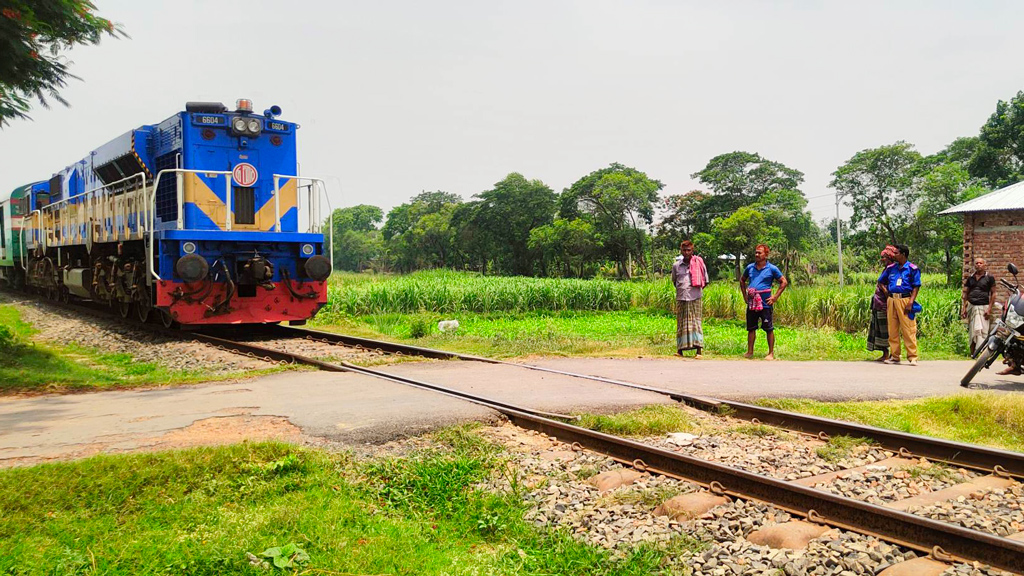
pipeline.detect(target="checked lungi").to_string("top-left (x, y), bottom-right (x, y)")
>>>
top-left (676, 298), bottom-right (704, 350)
top-left (867, 308), bottom-right (889, 352)
top-left (966, 303), bottom-right (990, 350)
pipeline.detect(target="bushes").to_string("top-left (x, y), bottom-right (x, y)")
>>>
top-left (0, 324), bottom-right (17, 352)
top-left (324, 270), bottom-right (962, 336)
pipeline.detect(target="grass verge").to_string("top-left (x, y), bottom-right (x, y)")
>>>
top-left (814, 435), bottom-right (874, 463)
top-left (758, 393), bottom-right (1024, 453)
top-left (0, 305), bottom-right (285, 395)
top-left (576, 405), bottom-right (697, 437)
top-left (0, 430), bottom-right (703, 575)
top-left (311, 309), bottom-right (965, 361)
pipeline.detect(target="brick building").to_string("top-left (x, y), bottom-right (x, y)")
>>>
top-left (941, 181), bottom-right (1024, 290)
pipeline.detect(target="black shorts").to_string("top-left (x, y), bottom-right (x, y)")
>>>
top-left (746, 306), bottom-right (774, 332)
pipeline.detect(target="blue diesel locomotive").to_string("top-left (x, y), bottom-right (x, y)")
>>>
top-left (0, 99), bottom-right (333, 326)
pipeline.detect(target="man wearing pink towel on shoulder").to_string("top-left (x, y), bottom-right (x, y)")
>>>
top-left (672, 240), bottom-right (709, 358)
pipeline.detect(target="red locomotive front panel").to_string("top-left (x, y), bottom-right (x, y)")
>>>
top-left (155, 278), bottom-right (328, 325)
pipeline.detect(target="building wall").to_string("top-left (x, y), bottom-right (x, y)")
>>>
top-left (962, 210), bottom-right (1024, 300)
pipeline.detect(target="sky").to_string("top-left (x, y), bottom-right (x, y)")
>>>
top-left (2, 0), bottom-right (1023, 223)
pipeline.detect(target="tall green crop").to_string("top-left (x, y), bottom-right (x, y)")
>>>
top-left (324, 270), bottom-right (962, 336)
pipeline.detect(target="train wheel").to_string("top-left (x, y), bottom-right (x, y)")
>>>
top-left (59, 287), bottom-right (70, 304)
top-left (118, 299), bottom-right (132, 319)
top-left (160, 309), bottom-right (175, 329)
top-left (137, 300), bottom-right (152, 323)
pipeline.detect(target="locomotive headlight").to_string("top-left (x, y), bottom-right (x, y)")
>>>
top-left (301, 243), bottom-right (314, 256)
top-left (232, 118), bottom-right (247, 133)
top-left (182, 241), bottom-right (197, 255)
top-left (247, 119), bottom-right (262, 134)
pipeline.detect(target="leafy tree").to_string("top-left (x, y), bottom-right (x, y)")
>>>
top-left (830, 141), bottom-right (922, 245)
top-left (528, 218), bottom-right (602, 277)
top-left (0, 0), bottom-right (124, 126)
top-left (925, 136), bottom-right (981, 169)
top-left (449, 201), bottom-right (491, 272)
top-left (382, 191), bottom-right (462, 271)
top-left (337, 229), bottom-right (384, 272)
top-left (409, 206), bottom-right (458, 269)
top-left (330, 204), bottom-right (383, 234)
top-left (326, 205), bottom-right (384, 271)
top-left (912, 163), bottom-right (985, 283)
top-left (470, 173), bottom-right (557, 275)
top-left (656, 190), bottom-right (712, 241)
top-left (691, 151), bottom-right (804, 214)
top-left (751, 188), bottom-right (817, 277)
top-left (562, 163), bottom-right (663, 278)
top-left (967, 90), bottom-right (1024, 188)
top-left (712, 207), bottom-right (784, 279)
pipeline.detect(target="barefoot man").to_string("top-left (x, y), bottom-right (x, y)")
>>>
top-left (672, 240), bottom-right (708, 358)
top-left (740, 244), bottom-right (788, 360)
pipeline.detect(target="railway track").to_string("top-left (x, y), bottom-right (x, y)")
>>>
top-left (11, 293), bottom-right (1024, 572)
top-left (264, 323), bottom-right (1024, 480)
top-left (184, 324), bottom-right (1024, 573)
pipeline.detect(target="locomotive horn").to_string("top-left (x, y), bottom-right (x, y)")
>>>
top-left (264, 105), bottom-right (282, 118)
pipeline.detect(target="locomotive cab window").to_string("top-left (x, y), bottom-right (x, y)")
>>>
top-left (1, 206), bottom-right (5, 249)
top-left (234, 187), bottom-right (256, 225)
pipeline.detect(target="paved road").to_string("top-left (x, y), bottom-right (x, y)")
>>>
top-left (520, 358), bottom-right (1024, 401)
top-left (1, 358), bottom-right (1020, 466)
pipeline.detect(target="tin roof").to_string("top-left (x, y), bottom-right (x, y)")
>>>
top-left (940, 180), bottom-right (1024, 214)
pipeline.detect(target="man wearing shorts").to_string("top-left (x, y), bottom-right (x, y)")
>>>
top-left (740, 244), bottom-right (788, 360)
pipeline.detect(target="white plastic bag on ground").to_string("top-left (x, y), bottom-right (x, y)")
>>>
top-left (437, 319), bottom-right (460, 332)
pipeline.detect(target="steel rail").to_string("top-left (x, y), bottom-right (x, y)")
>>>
top-left (266, 324), bottom-right (500, 362)
top-left (502, 409), bottom-right (1024, 573)
top-left (270, 325), bottom-right (1024, 478)
top-left (184, 331), bottom-right (576, 421)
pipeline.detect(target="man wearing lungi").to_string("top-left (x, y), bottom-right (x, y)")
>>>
top-left (672, 240), bottom-right (708, 358)
top-left (961, 257), bottom-right (995, 357)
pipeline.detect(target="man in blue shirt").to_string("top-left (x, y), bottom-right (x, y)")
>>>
top-left (740, 244), bottom-right (788, 360)
top-left (877, 244), bottom-right (922, 366)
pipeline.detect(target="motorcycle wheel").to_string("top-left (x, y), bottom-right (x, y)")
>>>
top-left (962, 346), bottom-right (997, 387)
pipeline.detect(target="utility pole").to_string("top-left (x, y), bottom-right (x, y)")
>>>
top-left (836, 193), bottom-right (844, 289)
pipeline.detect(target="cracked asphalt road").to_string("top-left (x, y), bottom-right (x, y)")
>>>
top-left (2, 357), bottom-right (1018, 466)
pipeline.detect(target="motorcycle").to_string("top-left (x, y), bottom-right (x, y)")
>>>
top-left (961, 263), bottom-right (1024, 387)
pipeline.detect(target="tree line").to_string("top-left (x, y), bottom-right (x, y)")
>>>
top-left (331, 89), bottom-right (1024, 285)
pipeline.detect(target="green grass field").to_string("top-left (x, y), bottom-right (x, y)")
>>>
top-left (0, 305), bottom-right (283, 395)
top-left (318, 310), bottom-right (965, 361)
top-left (0, 430), bottom-right (699, 576)
top-left (760, 393), bottom-right (1024, 452)
top-left (312, 271), bottom-right (969, 360)
top-left (3, 394), bottom-right (1021, 574)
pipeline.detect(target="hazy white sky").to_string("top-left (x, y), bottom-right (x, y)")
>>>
top-left (2, 0), bottom-right (1023, 222)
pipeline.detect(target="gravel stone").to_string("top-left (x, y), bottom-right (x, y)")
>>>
top-left (908, 483), bottom-right (1024, 538)
top-left (814, 464), bottom-right (978, 505)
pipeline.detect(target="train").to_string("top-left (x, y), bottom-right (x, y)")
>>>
top-left (0, 99), bottom-right (332, 327)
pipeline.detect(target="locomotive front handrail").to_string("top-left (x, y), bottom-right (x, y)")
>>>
top-left (272, 174), bottom-right (334, 270)
top-left (146, 170), bottom-right (333, 284)
top-left (148, 168), bottom-right (233, 283)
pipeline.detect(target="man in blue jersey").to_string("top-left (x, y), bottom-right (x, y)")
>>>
top-left (878, 244), bottom-right (922, 366)
top-left (740, 244), bottom-right (789, 360)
